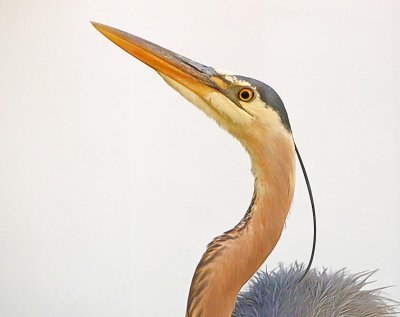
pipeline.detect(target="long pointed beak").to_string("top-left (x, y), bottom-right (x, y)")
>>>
top-left (91, 22), bottom-right (221, 97)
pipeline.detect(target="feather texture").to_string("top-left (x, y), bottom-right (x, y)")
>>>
top-left (233, 263), bottom-right (398, 317)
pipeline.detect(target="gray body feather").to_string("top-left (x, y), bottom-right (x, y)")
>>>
top-left (233, 264), bottom-right (397, 317)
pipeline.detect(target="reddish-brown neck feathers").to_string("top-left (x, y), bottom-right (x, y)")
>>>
top-left (186, 130), bottom-right (296, 317)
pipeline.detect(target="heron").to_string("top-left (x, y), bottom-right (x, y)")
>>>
top-left (92, 22), bottom-right (396, 317)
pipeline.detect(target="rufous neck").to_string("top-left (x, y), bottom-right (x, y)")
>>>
top-left (186, 130), bottom-right (296, 317)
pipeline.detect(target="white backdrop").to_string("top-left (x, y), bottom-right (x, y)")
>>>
top-left (1, 1), bottom-right (399, 316)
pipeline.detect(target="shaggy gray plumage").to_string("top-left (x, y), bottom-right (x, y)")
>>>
top-left (233, 263), bottom-right (398, 317)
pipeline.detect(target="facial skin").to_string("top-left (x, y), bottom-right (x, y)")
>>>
top-left (159, 71), bottom-right (291, 158)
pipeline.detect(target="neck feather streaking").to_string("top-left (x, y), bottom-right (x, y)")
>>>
top-left (186, 129), bottom-right (296, 317)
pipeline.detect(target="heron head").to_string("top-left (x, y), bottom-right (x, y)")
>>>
top-left (92, 22), bottom-right (292, 154)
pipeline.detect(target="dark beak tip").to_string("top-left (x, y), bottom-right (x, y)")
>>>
top-left (90, 21), bottom-right (101, 29)
top-left (90, 21), bottom-right (115, 35)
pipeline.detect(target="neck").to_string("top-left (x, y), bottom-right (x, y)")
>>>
top-left (185, 129), bottom-right (296, 317)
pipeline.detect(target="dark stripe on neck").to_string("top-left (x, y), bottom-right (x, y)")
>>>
top-left (186, 190), bottom-right (258, 317)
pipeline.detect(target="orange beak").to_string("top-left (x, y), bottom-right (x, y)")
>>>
top-left (91, 22), bottom-right (220, 97)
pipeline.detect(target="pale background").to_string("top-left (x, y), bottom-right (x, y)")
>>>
top-left (0, 0), bottom-right (399, 316)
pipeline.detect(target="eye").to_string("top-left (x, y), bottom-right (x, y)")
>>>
top-left (238, 87), bottom-right (255, 102)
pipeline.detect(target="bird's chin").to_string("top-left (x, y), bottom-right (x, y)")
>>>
top-left (158, 73), bottom-right (238, 130)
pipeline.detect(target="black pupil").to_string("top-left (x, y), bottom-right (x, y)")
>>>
top-left (241, 90), bottom-right (250, 100)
